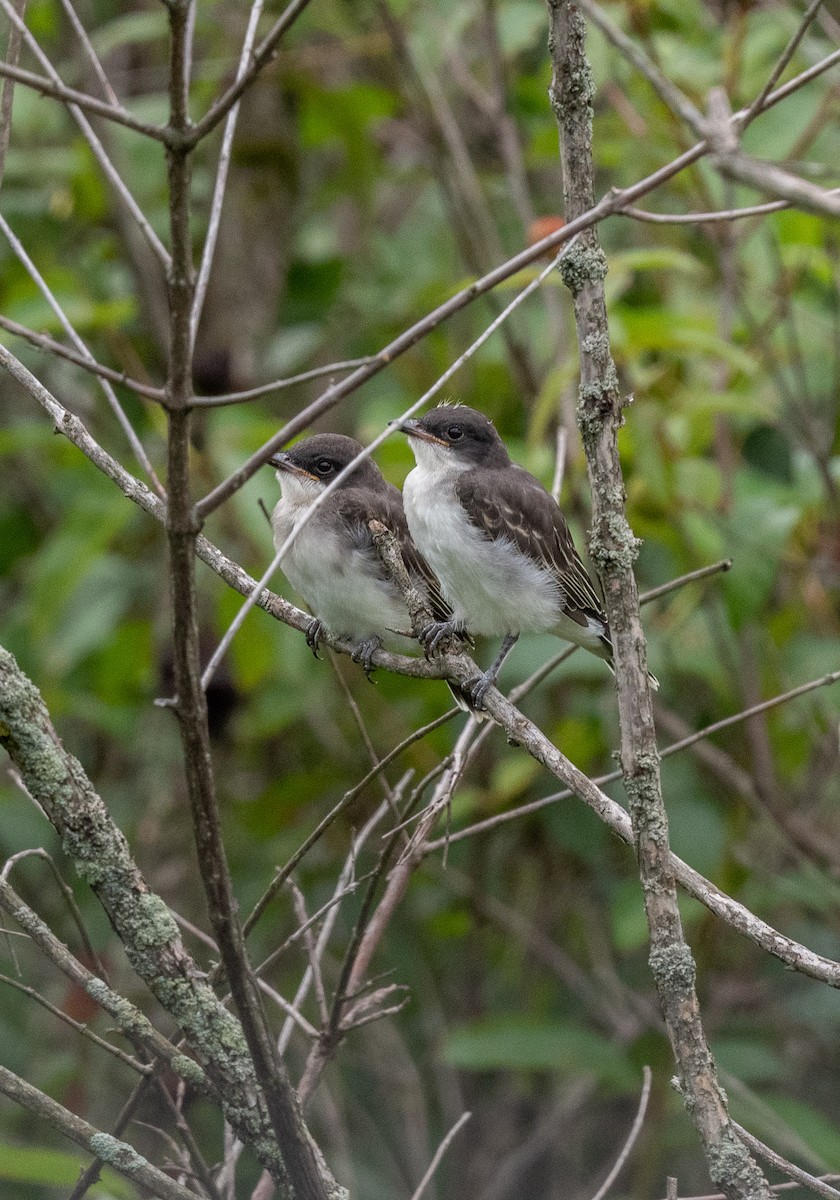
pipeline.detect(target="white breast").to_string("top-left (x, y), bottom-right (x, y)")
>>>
top-left (403, 465), bottom-right (562, 637)
top-left (272, 491), bottom-right (413, 650)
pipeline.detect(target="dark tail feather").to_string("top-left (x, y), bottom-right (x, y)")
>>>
top-left (446, 681), bottom-right (488, 721)
top-left (603, 656), bottom-right (659, 691)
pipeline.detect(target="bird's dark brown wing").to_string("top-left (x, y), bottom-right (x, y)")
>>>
top-left (336, 486), bottom-right (454, 624)
top-left (455, 466), bottom-right (608, 631)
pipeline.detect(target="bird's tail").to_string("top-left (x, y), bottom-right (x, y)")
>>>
top-left (446, 681), bottom-right (488, 721)
top-left (603, 656), bottom-right (659, 691)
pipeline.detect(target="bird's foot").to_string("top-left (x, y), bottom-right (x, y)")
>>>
top-left (352, 635), bottom-right (382, 680)
top-left (305, 617), bottom-right (325, 658)
top-left (461, 669), bottom-right (497, 711)
top-left (420, 619), bottom-right (460, 658)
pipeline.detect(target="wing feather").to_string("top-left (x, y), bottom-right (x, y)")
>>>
top-left (455, 467), bottom-right (608, 632)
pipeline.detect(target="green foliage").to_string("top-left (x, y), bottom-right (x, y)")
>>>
top-left (1, 0), bottom-right (840, 1196)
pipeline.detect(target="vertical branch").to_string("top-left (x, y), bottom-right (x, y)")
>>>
top-left (161, 5), bottom-right (337, 1198)
top-left (545, 5), bottom-right (772, 1198)
top-left (0, 0), bottom-right (25, 191)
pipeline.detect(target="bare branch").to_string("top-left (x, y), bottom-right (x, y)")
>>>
top-left (408, 1111), bottom-right (472, 1200)
top-left (187, 0), bottom-right (316, 147)
top-left (733, 1124), bottom-right (840, 1200)
top-left (588, 1067), bottom-right (652, 1200)
top-left (0, 314), bottom-right (165, 400)
top-left (0, 58), bottom-right (170, 141)
top-left (0, 212), bottom-right (165, 494)
top-left (190, 0), bottom-right (266, 349)
top-left (550, 6), bottom-right (768, 1192)
top-left (0, 0), bottom-right (26, 192)
top-left (741, 0), bottom-right (826, 131)
top-left (191, 357), bottom-right (378, 406)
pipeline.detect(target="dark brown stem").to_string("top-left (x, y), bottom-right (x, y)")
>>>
top-left (547, 3), bottom-right (771, 1196)
top-left (161, 5), bottom-right (338, 1197)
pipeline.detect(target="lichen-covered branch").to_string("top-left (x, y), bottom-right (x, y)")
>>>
top-left (0, 645), bottom-right (294, 1184)
top-left (546, 4), bottom-right (772, 1197)
top-left (0, 1064), bottom-right (195, 1200)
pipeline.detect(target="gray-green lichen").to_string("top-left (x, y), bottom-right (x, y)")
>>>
top-left (89, 1132), bottom-right (147, 1172)
top-left (707, 1128), bottom-right (771, 1195)
top-left (649, 943), bottom-right (696, 993)
top-left (559, 242), bottom-right (608, 295)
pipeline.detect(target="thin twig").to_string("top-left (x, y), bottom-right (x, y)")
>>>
top-left (243, 708), bottom-right (456, 937)
top-left (0, 0), bottom-right (26, 192)
top-left (741, 0), bottom-right (826, 131)
top-left (408, 1111), bottom-right (472, 1200)
top-left (67, 1076), bottom-right (156, 1200)
top-left (0, 212), bottom-right (165, 495)
top-left (190, 0), bottom-right (266, 350)
top-left (588, 1067), bottom-right (652, 1200)
top-left (0, 58), bottom-right (170, 142)
top-left (0, 314), bottom-right (165, 399)
top-left (192, 357), bottom-right (377, 406)
top-left (187, 0), bottom-right (316, 147)
top-left (733, 1124), bottom-right (840, 1200)
top-left (57, 0), bottom-right (119, 107)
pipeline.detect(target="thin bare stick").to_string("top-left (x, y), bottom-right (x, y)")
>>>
top-left (0, 0), bottom-right (26, 192)
top-left (733, 1124), bottom-right (840, 1200)
top-left (589, 1067), bottom-right (652, 1200)
top-left (0, 59), bottom-right (170, 142)
top-left (741, 0), bottom-right (826, 131)
top-left (57, 0), bottom-right (119, 106)
top-left (190, 0), bottom-right (266, 350)
top-left (192, 358), bottom-right (378, 406)
top-left (550, 426), bottom-right (568, 502)
top-left (187, 0), bottom-right (316, 147)
top-left (408, 1111), bottom-right (472, 1200)
top-left (0, 212), bottom-right (165, 495)
top-left (289, 881), bottom-right (330, 1026)
top-left (622, 199), bottom-right (792, 223)
top-left (0, 0), bottom-right (172, 262)
top-left (244, 709), bottom-right (455, 938)
top-left (0, 972), bottom-right (149, 1076)
top-left (0, 314), bottom-right (165, 399)
top-left (200, 242), bottom-right (577, 690)
top-left (276, 799), bottom-right (392, 1057)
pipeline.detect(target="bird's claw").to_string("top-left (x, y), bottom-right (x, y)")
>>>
top-left (352, 635), bottom-right (382, 680)
top-left (420, 619), bottom-right (459, 658)
top-left (305, 618), bottom-right (324, 658)
top-left (462, 670), bottom-right (495, 711)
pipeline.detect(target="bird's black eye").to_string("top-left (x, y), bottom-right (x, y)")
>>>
top-left (315, 459), bottom-right (333, 475)
top-left (447, 424), bottom-right (463, 441)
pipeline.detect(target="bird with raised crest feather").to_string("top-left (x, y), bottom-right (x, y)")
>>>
top-left (394, 404), bottom-right (658, 709)
top-left (268, 433), bottom-right (477, 714)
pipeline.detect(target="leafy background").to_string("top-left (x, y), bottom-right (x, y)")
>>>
top-left (1, 0), bottom-right (840, 1196)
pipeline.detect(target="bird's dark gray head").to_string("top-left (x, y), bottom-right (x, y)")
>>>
top-left (397, 405), bottom-right (510, 469)
top-left (269, 433), bottom-right (386, 490)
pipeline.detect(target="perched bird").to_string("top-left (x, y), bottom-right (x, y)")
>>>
top-left (396, 405), bottom-right (656, 707)
top-left (269, 433), bottom-right (474, 711)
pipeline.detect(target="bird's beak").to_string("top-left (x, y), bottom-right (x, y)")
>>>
top-left (268, 452), bottom-right (318, 481)
top-left (388, 417), bottom-right (448, 447)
